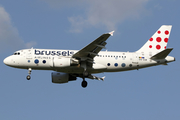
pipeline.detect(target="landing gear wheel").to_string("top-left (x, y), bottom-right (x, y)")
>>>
top-left (26, 68), bottom-right (32, 80)
top-left (81, 80), bottom-right (88, 88)
top-left (26, 75), bottom-right (31, 80)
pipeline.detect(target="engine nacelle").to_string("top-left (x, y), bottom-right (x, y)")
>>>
top-left (51, 72), bottom-right (77, 84)
top-left (53, 58), bottom-right (79, 67)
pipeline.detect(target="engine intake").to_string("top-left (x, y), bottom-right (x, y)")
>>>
top-left (52, 72), bottom-right (76, 84)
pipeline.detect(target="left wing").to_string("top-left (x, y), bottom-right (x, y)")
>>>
top-left (72, 31), bottom-right (114, 62)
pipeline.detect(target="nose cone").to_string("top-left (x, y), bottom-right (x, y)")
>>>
top-left (3, 56), bottom-right (12, 66)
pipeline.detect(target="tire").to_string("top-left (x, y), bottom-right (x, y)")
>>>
top-left (81, 80), bottom-right (88, 88)
top-left (26, 75), bottom-right (31, 80)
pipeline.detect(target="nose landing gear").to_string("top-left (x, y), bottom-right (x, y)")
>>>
top-left (26, 68), bottom-right (32, 80)
top-left (26, 75), bottom-right (31, 80)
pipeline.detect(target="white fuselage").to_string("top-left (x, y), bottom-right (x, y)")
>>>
top-left (3, 48), bottom-right (175, 74)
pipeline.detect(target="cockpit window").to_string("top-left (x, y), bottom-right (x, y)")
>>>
top-left (13, 52), bottom-right (20, 55)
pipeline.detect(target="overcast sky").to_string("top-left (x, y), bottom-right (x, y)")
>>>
top-left (0, 0), bottom-right (180, 120)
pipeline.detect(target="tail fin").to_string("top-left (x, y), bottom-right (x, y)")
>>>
top-left (136, 25), bottom-right (172, 54)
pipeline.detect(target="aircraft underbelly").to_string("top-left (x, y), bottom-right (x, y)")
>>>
top-left (55, 66), bottom-right (106, 74)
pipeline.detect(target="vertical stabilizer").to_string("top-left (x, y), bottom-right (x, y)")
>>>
top-left (136, 25), bottom-right (172, 54)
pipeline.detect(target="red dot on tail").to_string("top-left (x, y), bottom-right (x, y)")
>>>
top-left (156, 45), bottom-right (161, 50)
top-left (165, 30), bottom-right (169, 35)
top-left (164, 46), bottom-right (166, 49)
top-left (156, 37), bottom-right (162, 42)
top-left (157, 31), bottom-right (161, 34)
top-left (164, 38), bottom-right (168, 43)
top-left (149, 38), bottom-right (153, 41)
top-left (149, 45), bottom-right (152, 48)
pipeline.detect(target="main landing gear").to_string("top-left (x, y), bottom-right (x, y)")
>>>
top-left (81, 71), bottom-right (89, 88)
top-left (81, 79), bottom-right (88, 88)
top-left (26, 68), bottom-right (32, 80)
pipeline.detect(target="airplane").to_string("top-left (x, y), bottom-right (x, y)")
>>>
top-left (3, 25), bottom-right (175, 88)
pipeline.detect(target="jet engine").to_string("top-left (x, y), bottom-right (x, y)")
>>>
top-left (51, 72), bottom-right (77, 84)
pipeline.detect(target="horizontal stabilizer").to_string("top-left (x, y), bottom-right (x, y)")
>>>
top-left (151, 48), bottom-right (173, 59)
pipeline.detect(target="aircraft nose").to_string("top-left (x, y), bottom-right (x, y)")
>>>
top-left (3, 56), bottom-right (11, 66)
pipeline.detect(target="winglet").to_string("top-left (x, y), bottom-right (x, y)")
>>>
top-left (109, 31), bottom-right (115, 36)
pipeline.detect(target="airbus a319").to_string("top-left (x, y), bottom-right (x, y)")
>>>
top-left (4, 25), bottom-right (175, 88)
